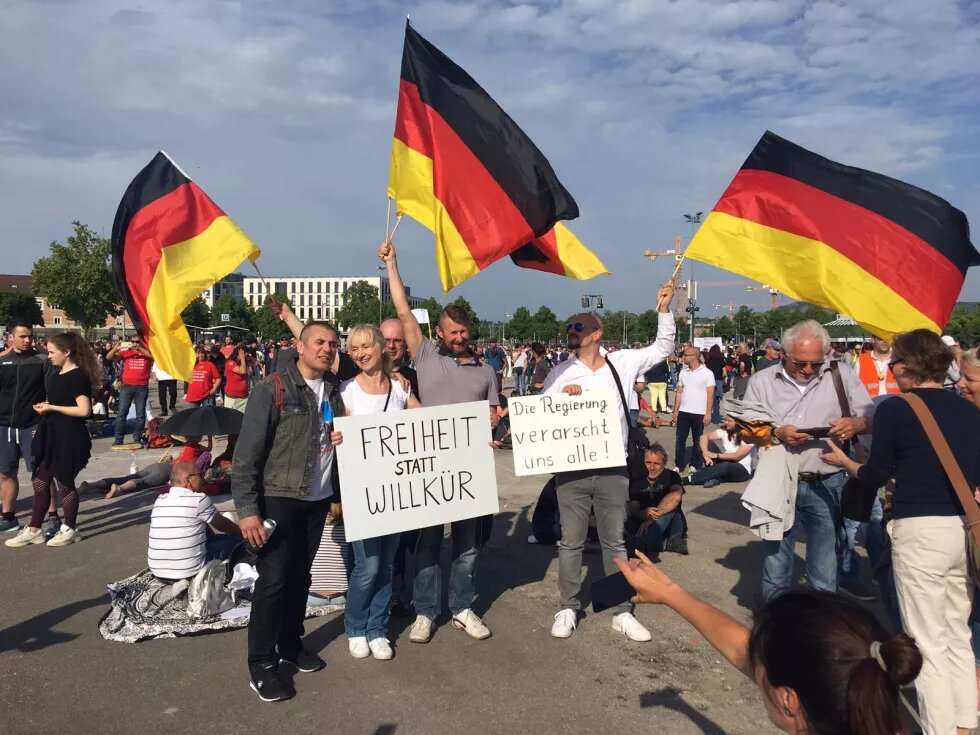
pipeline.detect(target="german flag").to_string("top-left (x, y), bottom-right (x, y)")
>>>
top-left (111, 152), bottom-right (260, 381)
top-left (510, 223), bottom-right (609, 279)
top-left (687, 131), bottom-right (978, 339)
top-left (388, 23), bottom-right (603, 292)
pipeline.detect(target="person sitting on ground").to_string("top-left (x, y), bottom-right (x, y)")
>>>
top-left (688, 416), bottom-right (756, 488)
top-left (617, 553), bottom-right (922, 735)
top-left (626, 444), bottom-right (688, 556)
top-left (147, 461), bottom-right (241, 582)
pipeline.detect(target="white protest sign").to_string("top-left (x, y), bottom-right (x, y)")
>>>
top-left (508, 389), bottom-right (626, 476)
top-left (334, 400), bottom-right (498, 542)
top-left (411, 308), bottom-right (430, 324)
top-left (693, 336), bottom-right (722, 349)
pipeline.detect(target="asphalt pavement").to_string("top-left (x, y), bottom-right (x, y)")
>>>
top-left (0, 413), bottom-right (789, 735)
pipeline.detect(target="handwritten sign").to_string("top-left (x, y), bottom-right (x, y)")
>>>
top-left (334, 400), bottom-right (499, 542)
top-left (508, 389), bottom-right (626, 476)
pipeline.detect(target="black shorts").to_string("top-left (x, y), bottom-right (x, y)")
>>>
top-left (0, 424), bottom-right (37, 475)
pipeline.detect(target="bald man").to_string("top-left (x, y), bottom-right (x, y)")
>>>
top-left (380, 318), bottom-right (419, 400)
top-left (147, 461), bottom-right (240, 582)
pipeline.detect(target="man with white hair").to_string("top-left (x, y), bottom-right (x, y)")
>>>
top-left (744, 320), bottom-right (873, 601)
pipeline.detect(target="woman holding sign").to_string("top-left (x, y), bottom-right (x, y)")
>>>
top-left (333, 324), bottom-right (421, 660)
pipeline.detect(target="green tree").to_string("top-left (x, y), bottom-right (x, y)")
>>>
top-left (714, 315), bottom-right (736, 341)
top-left (0, 291), bottom-right (43, 328)
top-left (946, 306), bottom-right (980, 346)
top-left (529, 305), bottom-right (560, 343)
top-left (253, 294), bottom-right (294, 340)
top-left (209, 294), bottom-right (254, 332)
top-left (507, 306), bottom-right (532, 341)
top-left (674, 315), bottom-right (688, 339)
top-left (336, 280), bottom-right (386, 329)
top-left (31, 221), bottom-right (116, 336)
top-left (181, 297), bottom-right (211, 328)
top-left (416, 297), bottom-right (443, 329)
top-left (634, 309), bottom-right (662, 344)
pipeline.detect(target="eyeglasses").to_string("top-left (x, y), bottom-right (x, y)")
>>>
top-left (786, 358), bottom-right (824, 370)
top-left (566, 322), bottom-right (585, 333)
top-left (888, 359), bottom-right (904, 370)
top-left (186, 472), bottom-right (203, 479)
top-left (385, 338), bottom-right (405, 345)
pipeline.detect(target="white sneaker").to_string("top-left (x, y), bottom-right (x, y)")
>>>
top-left (368, 638), bottom-right (394, 660)
top-left (551, 609), bottom-right (577, 639)
top-left (348, 636), bottom-right (370, 659)
top-left (5, 526), bottom-right (45, 548)
top-left (451, 609), bottom-right (491, 640)
top-left (46, 525), bottom-right (80, 547)
top-left (409, 615), bottom-right (435, 644)
top-left (612, 612), bottom-right (652, 642)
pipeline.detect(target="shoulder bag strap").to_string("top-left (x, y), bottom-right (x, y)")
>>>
top-left (605, 359), bottom-right (633, 429)
top-left (382, 378), bottom-right (392, 412)
top-left (828, 361), bottom-right (854, 452)
top-left (899, 392), bottom-right (980, 534)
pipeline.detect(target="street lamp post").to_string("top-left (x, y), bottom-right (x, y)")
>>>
top-left (504, 313), bottom-right (510, 343)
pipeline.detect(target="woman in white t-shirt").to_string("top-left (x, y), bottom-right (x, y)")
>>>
top-left (332, 324), bottom-right (421, 662)
top-left (689, 417), bottom-right (756, 488)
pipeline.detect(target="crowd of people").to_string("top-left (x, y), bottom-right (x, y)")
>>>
top-left (3, 272), bottom-right (980, 733)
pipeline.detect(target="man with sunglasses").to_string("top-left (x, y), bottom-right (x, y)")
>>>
top-left (743, 320), bottom-right (873, 602)
top-left (543, 283), bottom-right (675, 641)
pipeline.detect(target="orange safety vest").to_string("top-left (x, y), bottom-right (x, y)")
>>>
top-left (857, 352), bottom-right (899, 396)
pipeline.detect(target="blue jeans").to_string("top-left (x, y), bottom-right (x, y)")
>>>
top-left (761, 472), bottom-right (845, 602)
top-left (628, 509), bottom-right (686, 553)
top-left (192, 396), bottom-right (216, 407)
top-left (345, 534), bottom-right (399, 640)
top-left (711, 379), bottom-right (724, 424)
top-left (629, 408), bottom-right (639, 427)
top-left (205, 531), bottom-right (240, 561)
top-left (413, 518), bottom-right (478, 618)
top-left (114, 384), bottom-right (148, 443)
top-left (513, 367), bottom-right (525, 396)
top-left (839, 496), bottom-right (886, 585)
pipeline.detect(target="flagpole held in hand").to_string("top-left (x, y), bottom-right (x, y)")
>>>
top-left (388, 213), bottom-right (404, 242)
top-left (657, 252), bottom-right (685, 311)
top-left (252, 261), bottom-right (273, 303)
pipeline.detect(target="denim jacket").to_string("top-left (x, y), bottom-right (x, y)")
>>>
top-left (231, 356), bottom-right (343, 520)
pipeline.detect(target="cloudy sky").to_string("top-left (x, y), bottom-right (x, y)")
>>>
top-left (3, 0), bottom-right (979, 322)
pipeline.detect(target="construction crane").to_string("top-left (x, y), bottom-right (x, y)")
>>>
top-left (712, 301), bottom-right (772, 314)
top-left (746, 284), bottom-right (780, 311)
top-left (642, 236), bottom-right (685, 318)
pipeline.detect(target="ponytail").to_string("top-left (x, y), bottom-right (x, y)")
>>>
top-left (847, 635), bottom-right (921, 735)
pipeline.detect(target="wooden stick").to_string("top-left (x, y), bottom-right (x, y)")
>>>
top-left (388, 213), bottom-right (404, 242)
top-left (385, 197), bottom-right (392, 240)
top-left (252, 260), bottom-right (272, 302)
top-left (657, 251), bottom-right (686, 310)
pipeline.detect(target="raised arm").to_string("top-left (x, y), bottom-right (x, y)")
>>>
top-left (378, 240), bottom-right (424, 359)
top-left (274, 300), bottom-right (304, 340)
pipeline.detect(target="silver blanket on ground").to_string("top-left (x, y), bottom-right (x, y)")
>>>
top-left (98, 568), bottom-right (343, 643)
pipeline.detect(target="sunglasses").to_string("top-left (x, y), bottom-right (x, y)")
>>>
top-left (786, 358), bottom-right (824, 370)
top-left (566, 322), bottom-right (586, 333)
top-left (888, 359), bottom-right (904, 370)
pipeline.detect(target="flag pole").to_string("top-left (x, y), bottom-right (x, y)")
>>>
top-left (657, 251), bottom-right (686, 311)
top-left (385, 197), bottom-right (392, 240)
top-left (251, 261), bottom-right (273, 303)
top-left (389, 213), bottom-right (404, 242)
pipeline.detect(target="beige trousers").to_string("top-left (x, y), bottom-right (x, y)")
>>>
top-left (890, 515), bottom-right (977, 734)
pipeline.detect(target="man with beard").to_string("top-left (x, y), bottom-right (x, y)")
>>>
top-left (379, 239), bottom-right (498, 645)
top-left (544, 283), bottom-right (675, 641)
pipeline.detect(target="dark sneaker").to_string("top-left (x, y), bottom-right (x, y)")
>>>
top-left (838, 578), bottom-right (876, 602)
top-left (249, 664), bottom-right (291, 702)
top-left (0, 517), bottom-right (21, 534)
top-left (280, 649), bottom-right (325, 673)
top-left (703, 478), bottom-right (721, 489)
top-left (664, 536), bottom-right (689, 555)
top-left (42, 516), bottom-right (61, 540)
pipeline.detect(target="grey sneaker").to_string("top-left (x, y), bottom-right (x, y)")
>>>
top-left (42, 516), bottom-right (61, 540)
top-left (0, 517), bottom-right (20, 534)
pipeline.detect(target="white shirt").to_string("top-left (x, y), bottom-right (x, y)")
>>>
top-left (677, 364), bottom-right (715, 414)
top-left (153, 365), bottom-right (175, 382)
top-left (871, 355), bottom-right (890, 397)
top-left (513, 351), bottom-right (528, 370)
top-left (542, 313), bottom-right (676, 448)
top-left (340, 376), bottom-right (410, 416)
top-left (304, 377), bottom-right (336, 502)
top-left (709, 428), bottom-right (755, 473)
top-left (148, 486), bottom-right (216, 580)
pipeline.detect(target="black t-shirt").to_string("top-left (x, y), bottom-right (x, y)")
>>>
top-left (644, 361), bottom-right (670, 383)
top-left (705, 354), bottom-right (725, 380)
top-left (737, 354), bottom-right (753, 377)
top-left (394, 364), bottom-right (420, 401)
top-left (629, 469), bottom-right (684, 509)
top-left (47, 369), bottom-right (91, 423)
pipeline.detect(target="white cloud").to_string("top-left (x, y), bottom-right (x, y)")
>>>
top-left (1, 0), bottom-right (978, 321)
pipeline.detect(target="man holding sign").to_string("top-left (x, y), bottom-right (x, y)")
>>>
top-left (379, 239), bottom-right (499, 645)
top-left (543, 284), bottom-right (675, 641)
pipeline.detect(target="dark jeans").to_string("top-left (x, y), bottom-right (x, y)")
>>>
top-left (157, 380), bottom-right (177, 414)
top-left (711, 379), bottom-right (724, 424)
top-left (248, 496), bottom-right (330, 670)
top-left (626, 509), bottom-right (686, 553)
top-left (413, 518), bottom-right (478, 618)
top-left (392, 529), bottom-right (419, 605)
top-left (688, 461), bottom-right (750, 486)
top-left (114, 384), bottom-right (148, 443)
top-left (674, 412), bottom-right (705, 471)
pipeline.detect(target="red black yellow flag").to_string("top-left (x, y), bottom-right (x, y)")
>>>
top-left (686, 131), bottom-right (978, 339)
top-left (388, 23), bottom-right (607, 291)
top-left (111, 152), bottom-right (260, 381)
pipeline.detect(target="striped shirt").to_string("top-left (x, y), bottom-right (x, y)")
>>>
top-left (148, 487), bottom-right (217, 580)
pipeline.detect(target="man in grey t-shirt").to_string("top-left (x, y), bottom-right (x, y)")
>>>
top-left (380, 239), bottom-right (498, 645)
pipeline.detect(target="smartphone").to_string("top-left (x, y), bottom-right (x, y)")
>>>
top-left (799, 426), bottom-right (831, 438)
top-left (591, 571), bottom-right (636, 613)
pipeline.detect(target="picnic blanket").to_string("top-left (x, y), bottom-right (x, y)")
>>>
top-left (99, 567), bottom-right (343, 643)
